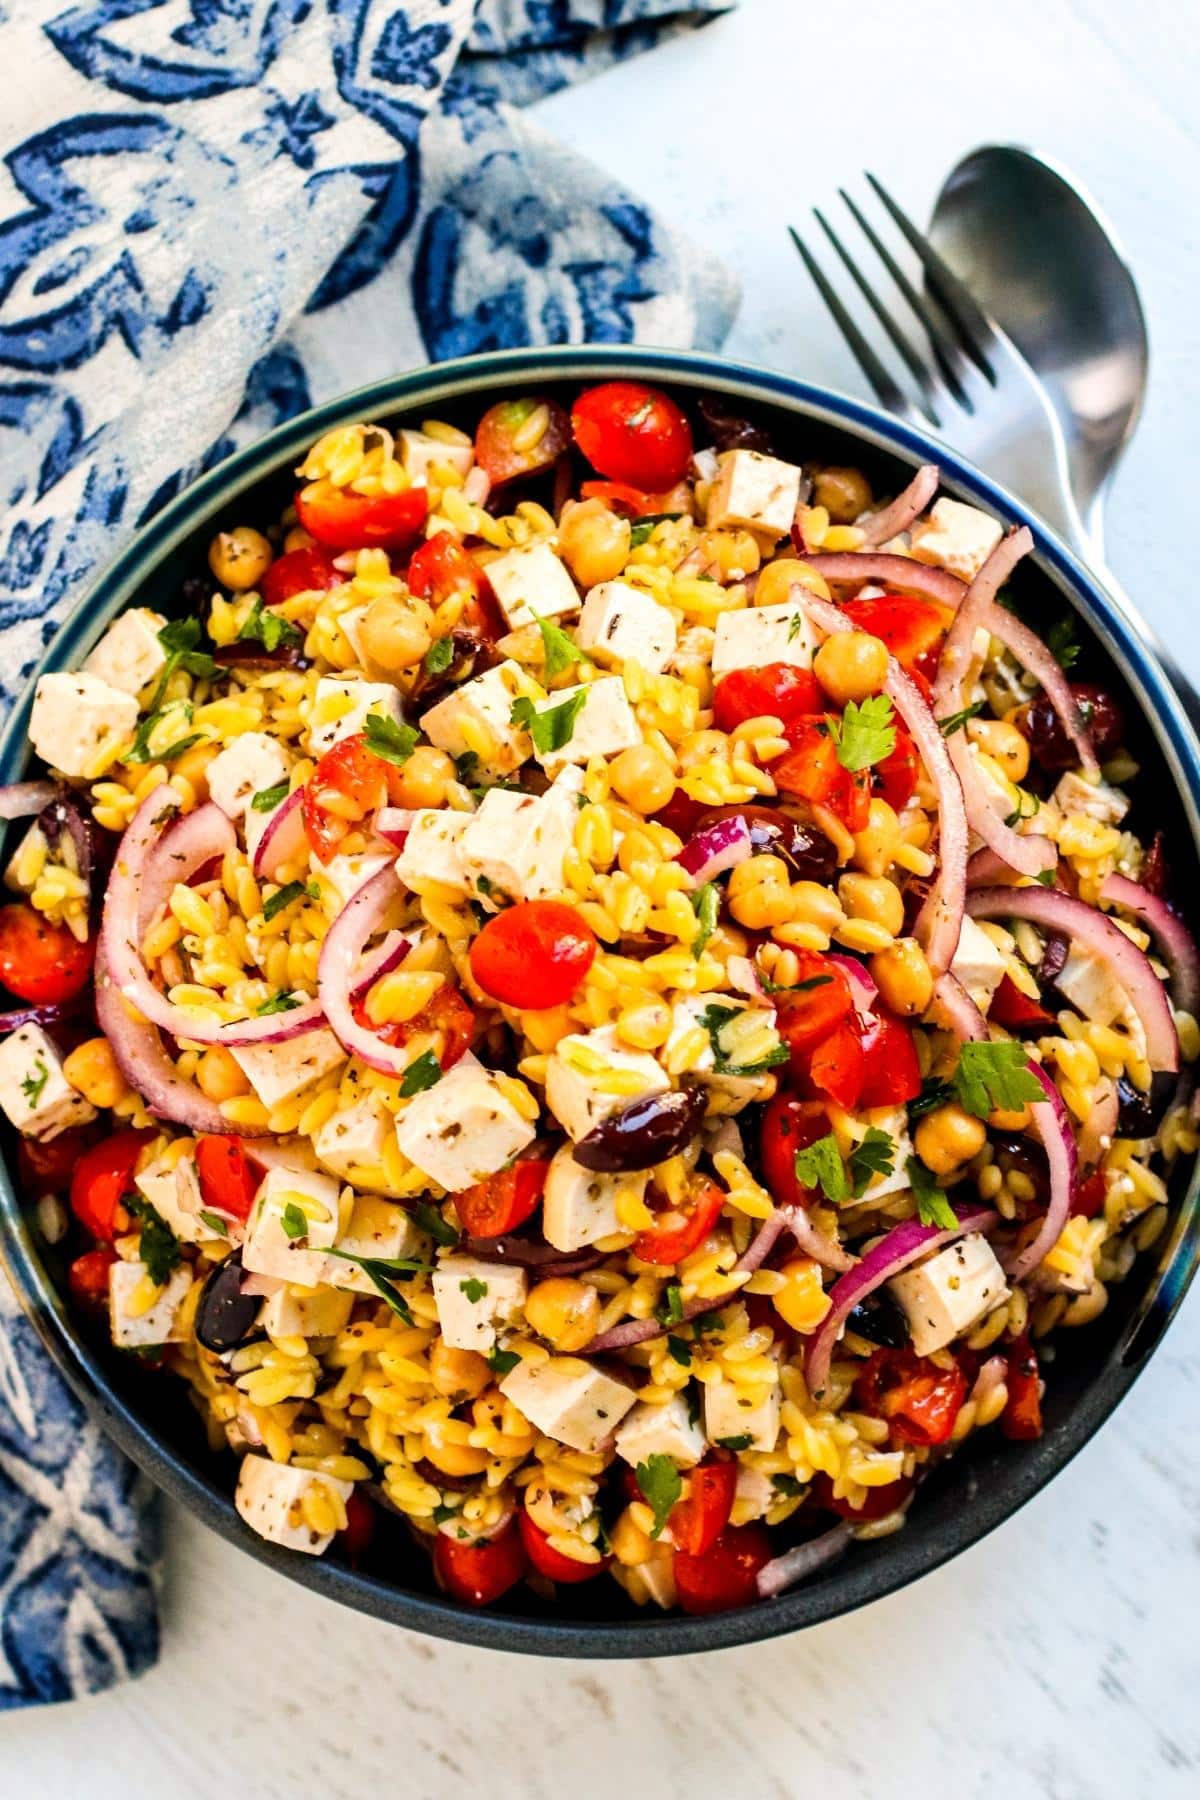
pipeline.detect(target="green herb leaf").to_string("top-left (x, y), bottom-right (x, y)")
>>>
top-left (423, 636), bottom-right (455, 677)
top-left (695, 1001), bottom-right (789, 1075)
top-left (833, 694), bottom-right (896, 772)
top-left (237, 596), bottom-right (301, 654)
top-left (906, 1156), bottom-right (958, 1231)
top-left (774, 1473), bottom-right (804, 1498)
top-left (362, 712), bottom-right (420, 767)
top-left (1046, 617), bottom-right (1080, 672)
top-left (849, 1126), bottom-right (896, 1197)
top-left (255, 991), bottom-right (302, 1016)
top-left (793, 1133), bottom-right (849, 1204)
top-left (635, 1453), bottom-right (683, 1540)
top-left (152, 619), bottom-right (215, 707)
top-left (908, 1076), bottom-right (954, 1123)
top-left (263, 880), bottom-right (308, 922)
top-left (1003, 791), bottom-right (1040, 828)
top-left (125, 697), bottom-right (202, 766)
top-left (400, 1049), bottom-right (442, 1097)
top-left (323, 1249), bottom-right (432, 1276)
top-left (715, 1433), bottom-right (754, 1452)
top-left (410, 1201), bottom-right (459, 1248)
top-left (691, 881), bottom-right (720, 960)
top-left (787, 611), bottom-right (806, 643)
top-left (431, 1502), bottom-right (459, 1527)
top-left (759, 972), bottom-right (834, 996)
top-left (657, 1283), bottom-right (684, 1326)
top-left (125, 1196), bottom-right (183, 1285)
top-left (460, 1277), bottom-right (489, 1303)
top-left (198, 1209), bottom-right (229, 1238)
top-left (628, 512), bottom-right (685, 548)
top-left (510, 688), bottom-right (589, 756)
top-left (20, 1056), bottom-right (49, 1109)
top-left (453, 750), bottom-right (479, 785)
top-left (487, 1346), bottom-right (520, 1376)
top-left (953, 1040), bottom-right (1044, 1119)
top-left (250, 780), bottom-right (289, 813)
top-left (667, 1335), bottom-right (692, 1368)
top-left (530, 609), bottom-right (593, 682)
top-left (938, 700), bottom-right (985, 737)
top-left (280, 1202), bottom-right (309, 1241)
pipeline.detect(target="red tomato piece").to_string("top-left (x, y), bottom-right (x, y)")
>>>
top-left (407, 531), bottom-right (486, 605)
top-left (518, 1510), bottom-right (610, 1583)
top-left (196, 1136), bottom-right (260, 1223)
top-left (772, 719), bottom-right (871, 834)
top-left (856, 1348), bottom-right (968, 1448)
top-left (674, 1523), bottom-right (772, 1616)
top-left (17, 1124), bottom-right (101, 1198)
top-left (0, 904), bottom-right (94, 1005)
top-left (990, 974), bottom-right (1056, 1033)
top-left (669, 1459), bottom-right (737, 1557)
top-left (774, 953), bottom-right (854, 1060)
top-left (1001, 1337), bottom-right (1044, 1440)
top-left (651, 788), bottom-right (703, 841)
top-left (454, 1159), bottom-right (549, 1240)
top-left (468, 901), bottom-right (597, 1010)
top-left (433, 1518), bottom-right (527, 1607)
top-left (633, 1177), bottom-right (726, 1268)
top-left (67, 1246), bottom-right (116, 1305)
top-left (801, 1019), bottom-right (866, 1112)
top-left (712, 664), bottom-right (824, 734)
top-left (761, 1094), bottom-right (831, 1210)
top-left (874, 724), bottom-right (919, 812)
top-left (69, 1130), bottom-right (153, 1242)
top-left (571, 382), bottom-right (693, 492)
top-left (841, 596), bottom-right (950, 679)
top-left (359, 982), bottom-right (476, 1071)
top-left (295, 480), bottom-right (428, 553)
top-left (1072, 1169), bottom-right (1107, 1219)
top-left (578, 478), bottom-right (692, 518)
top-left (474, 398), bottom-right (572, 485)
top-left (810, 1470), bottom-right (914, 1522)
top-left (301, 732), bottom-right (407, 863)
top-left (338, 1490), bottom-right (377, 1563)
top-left (260, 546), bottom-right (345, 609)
top-left (856, 1012), bottom-right (922, 1109)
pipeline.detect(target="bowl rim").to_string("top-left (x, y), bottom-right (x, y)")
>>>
top-left (2, 342), bottom-right (1198, 1659)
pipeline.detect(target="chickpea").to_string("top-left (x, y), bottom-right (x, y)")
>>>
top-left (678, 729), bottom-right (729, 771)
top-left (698, 527), bottom-right (761, 582)
top-left (813, 465), bottom-right (873, 524)
top-left (870, 938), bottom-right (933, 1017)
top-left (62, 1037), bottom-right (128, 1110)
top-left (772, 1257), bottom-right (830, 1332)
top-left (813, 631), bottom-right (889, 705)
top-left (208, 526), bottom-right (273, 592)
top-left (524, 1277), bottom-right (601, 1352)
top-left (838, 872), bottom-right (905, 936)
top-left (989, 1102), bottom-right (1033, 1132)
top-left (421, 1424), bottom-right (490, 1479)
top-left (852, 797), bottom-right (902, 878)
top-left (360, 593), bottom-right (433, 673)
top-left (728, 854), bottom-right (794, 930)
top-left (392, 745), bottom-right (455, 808)
top-left (558, 499), bottom-right (631, 588)
top-left (915, 1102), bottom-right (988, 1176)
top-left (196, 1045), bottom-right (250, 1102)
top-left (428, 1338), bottom-right (491, 1401)
top-left (609, 743), bottom-right (676, 814)
top-left (788, 880), bottom-right (844, 935)
top-left (967, 716), bottom-right (1031, 783)
top-left (754, 557), bottom-right (813, 610)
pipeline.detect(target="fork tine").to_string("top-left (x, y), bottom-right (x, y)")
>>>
top-left (865, 172), bottom-right (996, 382)
top-left (787, 226), bottom-right (919, 426)
top-left (813, 206), bottom-right (942, 428)
top-left (837, 188), bottom-right (973, 412)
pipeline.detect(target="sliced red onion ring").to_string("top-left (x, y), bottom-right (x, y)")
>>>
top-left (804, 1203), bottom-right (998, 1397)
top-left (756, 1521), bottom-right (855, 1599)
top-left (252, 785), bottom-right (307, 881)
top-left (965, 846), bottom-right (1019, 888)
top-left (676, 815), bottom-right (752, 887)
top-left (317, 865), bottom-right (414, 1074)
top-left (376, 807), bottom-right (416, 849)
top-left (967, 885), bottom-right (1179, 1073)
top-left (348, 929), bottom-right (411, 1003)
top-left (137, 800), bottom-right (236, 934)
top-left (781, 1204), bottom-right (856, 1273)
top-left (827, 954), bottom-right (877, 1019)
top-left (1006, 1061), bottom-right (1076, 1282)
top-left (979, 602), bottom-right (1097, 777)
top-left (585, 1296), bottom-right (714, 1355)
top-left (856, 464), bottom-right (940, 547)
top-left (931, 971), bottom-right (989, 1042)
top-left (799, 552), bottom-right (966, 609)
top-left (1101, 872), bottom-right (1200, 1017)
top-left (0, 781), bottom-right (56, 821)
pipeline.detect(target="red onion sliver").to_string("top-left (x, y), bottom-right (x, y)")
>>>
top-left (800, 553), bottom-right (967, 609)
top-left (1006, 1062), bottom-right (1076, 1282)
top-left (0, 1000), bottom-right (82, 1034)
top-left (252, 785), bottom-right (307, 880)
top-left (827, 954), bottom-right (877, 1019)
top-left (676, 815), bottom-right (753, 887)
top-left (0, 781), bottom-right (56, 821)
top-left (348, 929), bottom-right (412, 1003)
top-left (316, 865), bottom-right (414, 1074)
top-left (1101, 872), bottom-right (1200, 1017)
top-left (967, 885), bottom-right (1179, 1073)
top-left (780, 1204), bottom-right (856, 1273)
top-left (376, 806), bottom-right (416, 848)
top-left (137, 800), bottom-right (236, 935)
top-left (931, 971), bottom-right (989, 1042)
top-left (856, 464), bottom-right (940, 547)
top-left (756, 1522), bottom-right (854, 1599)
top-left (965, 846), bottom-right (1019, 888)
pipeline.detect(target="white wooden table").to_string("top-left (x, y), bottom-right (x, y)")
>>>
top-left (10, 1), bottom-right (1199, 1792)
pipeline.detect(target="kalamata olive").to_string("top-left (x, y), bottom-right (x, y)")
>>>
top-left (573, 1084), bottom-right (709, 1173)
top-left (695, 803), bottom-right (838, 883)
top-left (1115, 1072), bottom-right (1176, 1138)
top-left (1039, 930), bottom-right (1069, 984)
top-left (697, 394), bottom-right (774, 456)
top-left (845, 1289), bottom-right (910, 1350)
top-left (1023, 682), bottom-right (1125, 774)
top-left (195, 1251), bottom-right (262, 1353)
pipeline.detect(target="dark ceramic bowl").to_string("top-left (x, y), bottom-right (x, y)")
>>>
top-left (2, 347), bottom-right (1197, 1657)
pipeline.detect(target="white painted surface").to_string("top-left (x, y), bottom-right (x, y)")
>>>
top-left (9, 0), bottom-right (1199, 1791)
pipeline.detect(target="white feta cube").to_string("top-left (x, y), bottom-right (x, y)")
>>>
top-left (28, 672), bottom-right (138, 779)
top-left (205, 731), bottom-right (291, 821)
top-left (576, 582), bottom-right (677, 675)
top-left (325, 1193), bottom-right (426, 1293)
top-left (313, 1095), bottom-right (395, 1186)
top-left (337, 605), bottom-right (370, 668)
top-left (229, 1029), bottom-right (346, 1111)
top-left (395, 1053), bottom-right (536, 1191)
top-left (950, 916), bottom-right (1008, 1012)
top-left (261, 1284), bottom-right (354, 1340)
top-left (399, 428), bottom-right (475, 487)
top-left (544, 1026), bottom-right (671, 1143)
top-left (705, 449), bottom-right (803, 540)
top-left (614, 1395), bottom-right (705, 1470)
top-left (889, 1233), bottom-right (1009, 1355)
top-left (1055, 948), bottom-right (1125, 1028)
top-left (311, 849), bottom-right (394, 908)
top-left (484, 542), bottom-right (580, 630)
top-left (307, 676), bottom-right (403, 757)
top-left (395, 808), bottom-right (473, 896)
top-left (241, 1165), bottom-right (342, 1287)
top-left (108, 1260), bottom-right (192, 1349)
top-left (233, 1456), bottom-right (353, 1556)
top-left (711, 600), bottom-right (816, 677)
top-left (499, 1355), bottom-right (636, 1452)
top-left (542, 1142), bottom-right (646, 1251)
top-left (910, 498), bottom-right (1004, 581)
top-left (82, 608), bottom-right (167, 697)
top-left (528, 676), bottom-right (641, 774)
top-left (460, 773), bottom-right (580, 904)
top-left (0, 1025), bottom-right (96, 1140)
top-left (839, 1105), bottom-right (913, 1207)
top-left (420, 659), bottom-right (537, 777)
top-left (1052, 771), bottom-right (1129, 827)
top-left (431, 1255), bottom-right (528, 1352)
top-left (133, 1151), bottom-right (210, 1246)
top-left (702, 1374), bottom-right (781, 1453)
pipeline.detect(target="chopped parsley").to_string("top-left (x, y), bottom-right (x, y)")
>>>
top-left (410, 1200), bottom-right (459, 1248)
top-left (280, 1202), bottom-right (309, 1241)
top-left (715, 1433), bottom-right (754, 1452)
top-left (849, 1126), bottom-right (896, 1196)
top-left (908, 1075), bottom-right (954, 1123)
top-left (423, 636), bottom-right (455, 677)
top-left (250, 780), bottom-right (289, 813)
top-left (20, 1057), bottom-right (49, 1109)
top-left (237, 596), bottom-right (301, 654)
top-left (363, 713), bottom-right (420, 767)
top-left (787, 611), bottom-right (806, 643)
top-left (635, 1453), bottom-right (682, 1539)
top-left (487, 1345), bottom-right (520, 1377)
top-left (1045, 616), bottom-right (1081, 672)
top-left (126, 1196), bottom-right (182, 1285)
top-left (459, 1277), bottom-right (488, 1303)
top-left (255, 991), bottom-right (303, 1016)
top-left (198, 1209), bottom-right (229, 1238)
top-left (629, 512), bottom-right (685, 548)
top-left (530, 608), bottom-right (593, 681)
top-left (454, 750), bottom-right (479, 785)
top-left (263, 880), bottom-right (309, 922)
top-left (695, 1001), bottom-right (788, 1075)
top-left (510, 688), bottom-right (589, 756)
top-left (793, 1133), bottom-right (849, 1204)
top-left (906, 1156), bottom-right (958, 1231)
top-left (832, 693), bottom-right (896, 772)
top-left (656, 1283), bottom-right (685, 1326)
top-left (938, 700), bottom-right (985, 737)
top-left (125, 698), bottom-right (202, 766)
top-left (667, 1335), bottom-right (692, 1367)
top-left (399, 1049), bottom-right (442, 1097)
top-left (322, 1249), bottom-right (433, 1325)
top-left (151, 617), bottom-right (216, 707)
top-left (690, 881), bottom-right (720, 960)
top-left (953, 1040), bottom-right (1044, 1119)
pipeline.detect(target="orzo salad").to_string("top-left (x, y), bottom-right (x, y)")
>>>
top-left (2, 382), bottom-right (1195, 1616)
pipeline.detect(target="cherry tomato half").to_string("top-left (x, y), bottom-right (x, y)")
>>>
top-left (800, 1018), bottom-right (866, 1111)
top-left (469, 901), bottom-right (597, 1010)
top-left (454, 1159), bottom-right (549, 1240)
top-left (810, 1470), bottom-right (915, 1522)
top-left (17, 1123), bottom-right (101, 1198)
top-left (578, 479), bottom-right (693, 518)
top-left (407, 531), bottom-right (486, 605)
top-left (856, 1012), bottom-right (922, 1109)
top-left (856, 1348), bottom-right (968, 1448)
top-left (358, 983), bottom-right (476, 1071)
top-left (761, 1094), bottom-right (831, 1210)
top-left (0, 905), bottom-right (94, 1005)
top-left (260, 546), bottom-right (345, 609)
top-left (295, 480), bottom-right (428, 553)
top-left (633, 1176), bottom-right (726, 1268)
top-left (518, 1510), bottom-right (610, 1583)
top-left (69, 1130), bottom-right (154, 1242)
top-left (338, 1490), bottom-right (377, 1564)
top-left (874, 724), bottom-right (919, 812)
top-left (669, 1459), bottom-right (737, 1557)
top-left (774, 952), bottom-right (854, 1060)
top-left (67, 1246), bottom-right (116, 1306)
top-left (1072, 1169), bottom-right (1108, 1219)
top-left (712, 664), bottom-right (824, 734)
top-left (841, 595), bottom-right (950, 680)
top-left (772, 719), bottom-right (871, 835)
top-left (674, 1523), bottom-right (772, 1616)
top-left (571, 383), bottom-right (693, 492)
top-left (1001, 1337), bottom-right (1044, 1441)
top-left (989, 973), bottom-right (1056, 1034)
top-left (433, 1518), bottom-right (527, 1607)
top-left (196, 1136), bottom-right (260, 1224)
top-left (474, 398), bottom-right (572, 486)
top-left (301, 732), bottom-right (406, 863)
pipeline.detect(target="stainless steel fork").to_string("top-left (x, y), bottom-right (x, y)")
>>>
top-left (790, 174), bottom-right (1089, 554)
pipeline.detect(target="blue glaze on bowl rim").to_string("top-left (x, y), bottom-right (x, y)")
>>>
top-left (1, 345), bottom-right (1197, 1659)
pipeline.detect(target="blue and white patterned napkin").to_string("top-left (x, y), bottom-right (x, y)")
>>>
top-left (0, 0), bottom-right (738, 1707)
